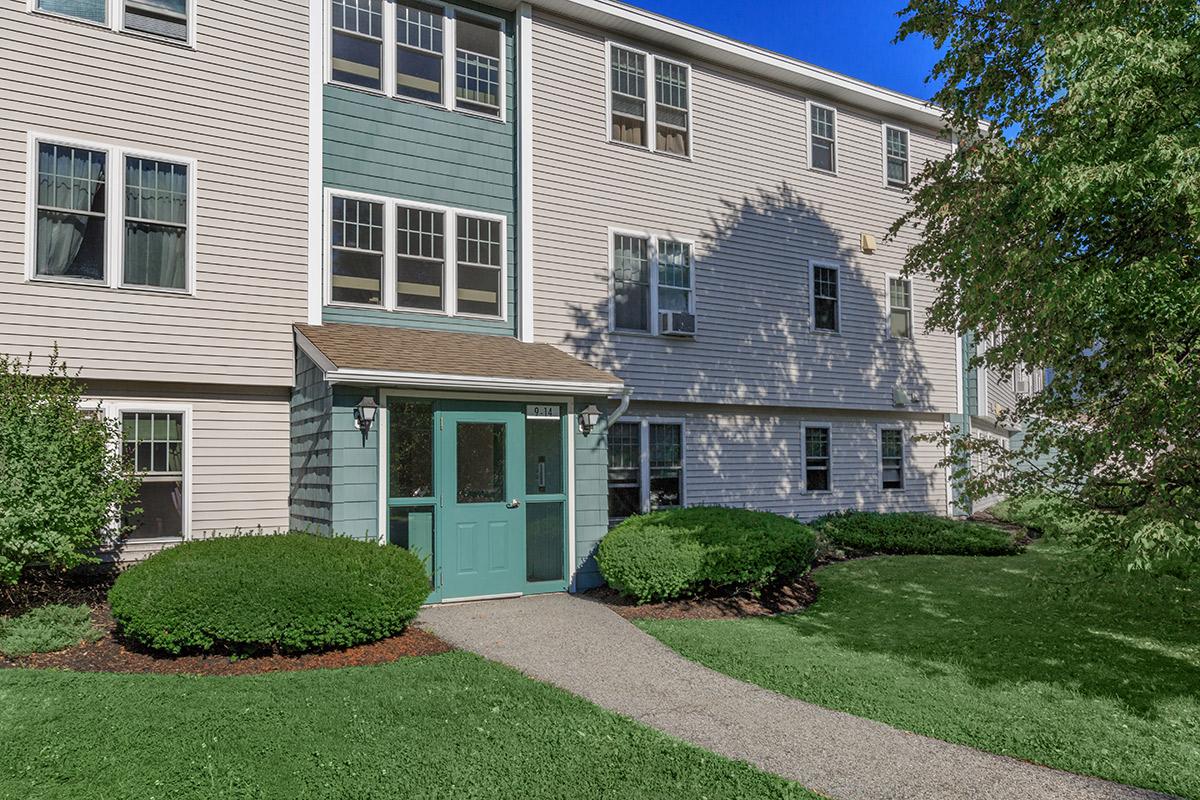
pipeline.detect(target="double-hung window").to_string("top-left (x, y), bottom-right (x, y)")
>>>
top-left (884, 125), bottom-right (910, 187)
top-left (880, 428), bottom-right (905, 490)
top-left (31, 137), bottom-right (194, 292)
top-left (609, 44), bottom-right (691, 157)
top-left (607, 419), bottom-right (684, 523)
top-left (887, 276), bottom-right (913, 339)
top-left (121, 411), bottom-right (186, 539)
top-left (611, 232), bottom-right (694, 334)
top-left (34, 0), bottom-right (192, 43)
top-left (328, 192), bottom-right (505, 318)
top-left (809, 102), bottom-right (837, 172)
top-left (811, 262), bottom-right (840, 332)
top-left (803, 425), bottom-right (832, 492)
top-left (331, 0), bottom-right (384, 90)
top-left (331, 0), bottom-right (505, 120)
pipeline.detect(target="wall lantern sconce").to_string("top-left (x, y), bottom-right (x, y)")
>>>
top-left (354, 396), bottom-right (379, 439)
top-left (579, 405), bottom-right (602, 437)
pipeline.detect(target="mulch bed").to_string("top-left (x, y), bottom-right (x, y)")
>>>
top-left (0, 603), bottom-right (452, 676)
top-left (586, 574), bottom-right (821, 620)
top-left (0, 566), bottom-right (118, 618)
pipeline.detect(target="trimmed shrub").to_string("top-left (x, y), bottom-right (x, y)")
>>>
top-left (0, 604), bottom-right (100, 657)
top-left (109, 533), bottom-right (429, 655)
top-left (596, 507), bottom-right (817, 604)
top-left (813, 511), bottom-right (1022, 556)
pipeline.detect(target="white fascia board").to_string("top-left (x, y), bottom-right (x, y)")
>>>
top-left (328, 368), bottom-right (623, 396)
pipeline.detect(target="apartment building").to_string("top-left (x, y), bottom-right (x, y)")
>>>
top-left (0, 0), bottom-right (311, 559)
top-left (3, 0), bottom-right (1001, 598)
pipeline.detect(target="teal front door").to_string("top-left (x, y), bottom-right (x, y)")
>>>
top-left (438, 403), bottom-right (526, 600)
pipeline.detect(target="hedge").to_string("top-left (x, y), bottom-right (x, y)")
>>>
top-left (596, 507), bottom-right (817, 604)
top-left (813, 511), bottom-right (1022, 556)
top-left (109, 533), bottom-right (429, 655)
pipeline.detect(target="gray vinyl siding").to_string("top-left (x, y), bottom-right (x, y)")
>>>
top-left (0, 1), bottom-right (310, 386)
top-left (290, 350), bottom-right (334, 534)
top-left (627, 401), bottom-right (950, 519)
top-left (573, 400), bottom-right (609, 591)
top-left (530, 11), bottom-right (958, 415)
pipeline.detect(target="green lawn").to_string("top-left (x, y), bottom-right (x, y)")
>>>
top-left (639, 544), bottom-right (1200, 799)
top-left (0, 651), bottom-right (819, 800)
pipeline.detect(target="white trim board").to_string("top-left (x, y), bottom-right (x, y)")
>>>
top-left (517, 2), bottom-right (535, 342)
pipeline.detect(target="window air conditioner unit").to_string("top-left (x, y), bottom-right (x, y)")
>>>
top-left (659, 311), bottom-right (696, 337)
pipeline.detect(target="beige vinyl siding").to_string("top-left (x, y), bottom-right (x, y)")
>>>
top-left (625, 402), bottom-right (948, 518)
top-left (0, 1), bottom-right (309, 387)
top-left (530, 11), bottom-right (958, 415)
top-left (87, 383), bottom-right (292, 562)
top-left (984, 364), bottom-right (1019, 422)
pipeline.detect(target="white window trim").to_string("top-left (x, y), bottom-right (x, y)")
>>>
top-left (808, 259), bottom-right (842, 334)
top-left (800, 421), bottom-right (834, 494)
top-left (24, 131), bottom-right (199, 296)
top-left (806, 100), bottom-right (838, 176)
top-left (604, 40), bottom-right (694, 161)
top-left (102, 400), bottom-right (194, 542)
top-left (324, 187), bottom-right (508, 321)
top-left (28, 0), bottom-right (197, 49)
top-left (610, 416), bottom-right (687, 518)
top-left (607, 227), bottom-right (696, 336)
top-left (884, 272), bottom-right (913, 341)
top-left (326, 0), bottom-right (508, 124)
top-left (881, 122), bottom-right (911, 189)
top-left (877, 423), bottom-right (906, 492)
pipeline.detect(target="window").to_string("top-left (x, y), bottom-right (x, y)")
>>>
top-left (123, 156), bottom-right (188, 289)
top-left (803, 425), bottom-right (831, 492)
top-left (36, 0), bottom-right (106, 24)
top-left (880, 428), bottom-right (904, 490)
top-left (328, 192), bottom-right (505, 318)
top-left (330, 196), bottom-right (385, 305)
top-left (607, 419), bottom-right (684, 522)
top-left (610, 232), bottom-right (694, 334)
top-left (396, 1), bottom-right (444, 103)
top-left (455, 14), bottom-right (503, 117)
top-left (121, 411), bottom-right (185, 539)
top-left (607, 421), bottom-right (641, 520)
top-left (331, 0), bottom-right (384, 89)
top-left (34, 142), bottom-right (107, 282)
top-left (888, 276), bottom-right (913, 339)
top-left (30, 137), bottom-right (195, 291)
top-left (124, 0), bottom-right (188, 40)
top-left (655, 59), bottom-right (690, 155)
top-left (396, 206), bottom-right (445, 310)
top-left (811, 262), bottom-right (839, 332)
top-left (809, 102), bottom-right (836, 172)
top-left (884, 125), bottom-right (909, 187)
top-left (456, 214), bottom-right (502, 316)
top-left (330, 0), bottom-right (505, 119)
top-left (609, 44), bottom-right (691, 156)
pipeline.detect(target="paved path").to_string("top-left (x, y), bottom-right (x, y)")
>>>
top-left (420, 594), bottom-right (1175, 800)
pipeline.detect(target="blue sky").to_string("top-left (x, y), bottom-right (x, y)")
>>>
top-left (632, 0), bottom-right (943, 101)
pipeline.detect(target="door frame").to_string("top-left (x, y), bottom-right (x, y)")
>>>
top-left (376, 389), bottom-right (577, 600)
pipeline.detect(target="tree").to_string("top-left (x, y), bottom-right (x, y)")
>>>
top-left (0, 352), bottom-right (141, 584)
top-left (892, 0), bottom-right (1200, 566)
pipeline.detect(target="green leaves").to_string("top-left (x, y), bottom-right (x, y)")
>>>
top-left (894, 0), bottom-right (1200, 565)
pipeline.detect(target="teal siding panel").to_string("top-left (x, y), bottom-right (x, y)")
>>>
top-left (322, 1), bottom-right (518, 337)
top-left (573, 400), bottom-right (610, 591)
top-left (290, 350), bottom-right (333, 534)
top-left (331, 388), bottom-right (380, 542)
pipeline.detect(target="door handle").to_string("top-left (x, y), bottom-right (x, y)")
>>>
top-left (506, 499), bottom-right (522, 509)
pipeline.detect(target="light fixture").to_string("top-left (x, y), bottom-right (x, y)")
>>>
top-left (354, 396), bottom-right (379, 436)
top-left (579, 404), bottom-right (602, 437)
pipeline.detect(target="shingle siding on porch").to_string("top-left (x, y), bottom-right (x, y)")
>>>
top-left (290, 350), bottom-right (334, 534)
top-left (330, 387), bottom-right (381, 542)
top-left (573, 402), bottom-right (610, 591)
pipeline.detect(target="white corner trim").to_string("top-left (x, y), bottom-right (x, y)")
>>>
top-left (307, 0), bottom-right (324, 326)
top-left (517, 2), bottom-right (535, 342)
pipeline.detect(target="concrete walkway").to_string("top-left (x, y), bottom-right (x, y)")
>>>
top-left (419, 594), bottom-right (1175, 800)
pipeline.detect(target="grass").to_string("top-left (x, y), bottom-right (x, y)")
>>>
top-left (638, 544), bottom-right (1200, 799)
top-left (0, 605), bottom-right (100, 657)
top-left (0, 651), bottom-right (821, 800)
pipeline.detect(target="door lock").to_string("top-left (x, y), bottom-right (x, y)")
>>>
top-left (506, 499), bottom-right (522, 509)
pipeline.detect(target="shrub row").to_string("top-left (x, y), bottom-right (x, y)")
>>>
top-left (813, 510), bottom-right (1023, 556)
top-left (596, 507), bottom-right (817, 604)
top-left (109, 533), bottom-right (429, 655)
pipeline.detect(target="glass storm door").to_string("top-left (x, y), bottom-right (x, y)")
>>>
top-left (439, 403), bottom-right (525, 600)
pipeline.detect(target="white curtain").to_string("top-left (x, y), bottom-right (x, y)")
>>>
top-left (124, 157), bottom-right (187, 289)
top-left (36, 145), bottom-right (105, 277)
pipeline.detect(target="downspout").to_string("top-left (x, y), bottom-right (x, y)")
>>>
top-left (607, 387), bottom-right (633, 424)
